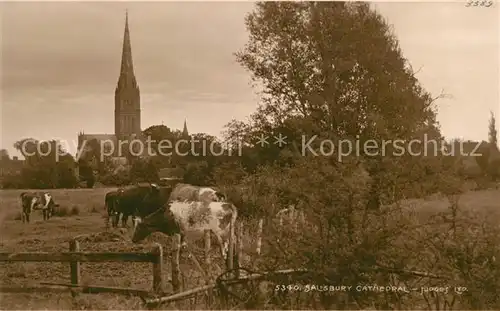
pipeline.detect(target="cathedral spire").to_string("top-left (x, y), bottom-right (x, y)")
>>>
top-left (182, 119), bottom-right (189, 137)
top-left (115, 10), bottom-right (141, 139)
top-left (118, 10), bottom-right (136, 85)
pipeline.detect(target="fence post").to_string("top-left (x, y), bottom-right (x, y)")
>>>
top-left (235, 222), bottom-right (243, 278)
top-left (255, 218), bottom-right (263, 255)
top-left (152, 243), bottom-right (164, 294)
top-left (204, 229), bottom-right (211, 268)
top-left (171, 234), bottom-right (181, 293)
top-left (226, 219), bottom-right (234, 274)
top-left (69, 239), bottom-right (80, 297)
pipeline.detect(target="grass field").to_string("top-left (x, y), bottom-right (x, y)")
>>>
top-left (1, 187), bottom-right (499, 309)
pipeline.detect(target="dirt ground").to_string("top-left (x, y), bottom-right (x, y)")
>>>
top-left (1, 187), bottom-right (499, 309)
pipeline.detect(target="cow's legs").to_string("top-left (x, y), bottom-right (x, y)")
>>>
top-left (106, 203), bottom-right (115, 228)
top-left (105, 209), bottom-right (113, 228)
top-left (180, 232), bottom-right (187, 248)
top-left (25, 212), bottom-right (30, 223)
top-left (113, 213), bottom-right (120, 228)
top-left (122, 214), bottom-right (129, 227)
top-left (43, 209), bottom-right (50, 221)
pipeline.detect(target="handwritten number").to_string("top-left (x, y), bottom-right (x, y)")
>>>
top-left (465, 0), bottom-right (494, 7)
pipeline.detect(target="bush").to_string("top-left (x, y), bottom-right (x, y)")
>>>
top-left (100, 171), bottom-right (131, 186)
top-left (227, 155), bottom-right (500, 309)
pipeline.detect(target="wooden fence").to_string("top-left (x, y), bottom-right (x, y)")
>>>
top-left (0, 239), bottom-right (164, 297)
top-left (0, 222), bottom-right (244, 300)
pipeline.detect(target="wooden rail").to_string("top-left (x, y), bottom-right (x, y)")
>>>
top-left (0, 283), bottom-right (151, 297)
top-left (0, 239), bottom-right (164, 297)
top-left (0, 252), bottom-right (157, 262)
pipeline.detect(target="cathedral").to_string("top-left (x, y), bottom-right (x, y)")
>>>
top-left (77, 12), bottom-right (188, 160)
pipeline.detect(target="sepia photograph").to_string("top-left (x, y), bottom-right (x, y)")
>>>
top-left (0, 1), bottom-right (499, 309)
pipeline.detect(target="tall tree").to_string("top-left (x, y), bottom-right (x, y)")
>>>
top-left (232, 1), bottom-right (447, 204)
top-left (489, 111), bottom-right (498, 147)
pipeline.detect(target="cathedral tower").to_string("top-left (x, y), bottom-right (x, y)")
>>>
top-left (115, 11), bottom-right (141, 139)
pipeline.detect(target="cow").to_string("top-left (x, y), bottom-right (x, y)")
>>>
top-left (169, 183), bottom-right (226, 203)
top-left (129, 182), bottom-right (226, 229)
top-left (131, 200), bottom-right (238, 260)
top-left (20, 192), bottom-right (59, 223)
top-left (104, 190), bottom-right (120, 228)
top-left (112, 183), bottom-right (172, 228)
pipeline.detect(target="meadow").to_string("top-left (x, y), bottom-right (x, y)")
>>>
top-left (1, 187), bottom-right (499, 309)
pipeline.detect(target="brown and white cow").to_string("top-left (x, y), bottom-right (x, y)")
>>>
top-left (20, 192), bottom-right (59, 223)
top-left (131, 200), bottom-right (238, 260)
top-left (129, 183), bottom-right (226, 228)
top-left (169, 183), bottom-right (226, 203)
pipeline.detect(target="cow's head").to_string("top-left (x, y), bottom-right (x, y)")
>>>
top-left (50, 198), bottom-right (60, 208)
top-left (131, 206), bottom-right (180, 243)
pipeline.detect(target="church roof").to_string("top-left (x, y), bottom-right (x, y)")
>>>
top-left (79, 134), bottom-right (116, 142)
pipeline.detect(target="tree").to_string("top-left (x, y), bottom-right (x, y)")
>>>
top-left (489, 111), bottom-right (498, 147)
top-left (487, 111), bottom-right (500, 180)
top-left (13, 138), bottom-right (77, 188)
top-left (183, 160), bottom-right (212, 186)
top-left (143, 124), bottom-right (186, 168)
top-left (219, 3), bottom-right (500, 308)
top-left (232, 1), bottom-right (445, 205)
top-left (130, 157), bottom-right (159, 183)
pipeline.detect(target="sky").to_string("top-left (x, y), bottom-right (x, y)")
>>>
top-left (1, 1), bottom-right (499, 158)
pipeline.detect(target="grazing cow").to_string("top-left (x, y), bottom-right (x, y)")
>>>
top-left (169, 183), bottom-right (226, 203)
top-left (129, 183), bottom-right (224, 229)
top-left (112, 183), bottom-right (171, 227)
top-left (132, 200), bottom-right (238, 259)
top-left (20, 192), bottom-right (59, 223)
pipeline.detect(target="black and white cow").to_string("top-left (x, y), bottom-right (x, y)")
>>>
top-left (20, 192), bottom-right (59, 223)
